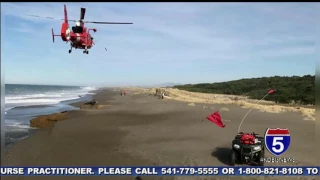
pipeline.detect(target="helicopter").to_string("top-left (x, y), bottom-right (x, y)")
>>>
top-left (27, 4), bottom-right (133, 54)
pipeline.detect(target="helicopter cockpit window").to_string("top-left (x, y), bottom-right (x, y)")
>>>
top-left (72, 26), bottom-right (83, 33)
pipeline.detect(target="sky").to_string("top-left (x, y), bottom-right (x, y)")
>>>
top-left (1, 3), bottom-right (316, 87)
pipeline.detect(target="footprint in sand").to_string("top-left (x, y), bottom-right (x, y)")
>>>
top-left (202, 106), bottom-right (215, 110)
top-left (303, 117), bottom-right (314, 121)
top-left (220, 107), bottom-right (230, 111)
top-left (183, 155), bottom-right (200, 166)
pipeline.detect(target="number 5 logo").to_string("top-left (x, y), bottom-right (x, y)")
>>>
top-left (272, 137), bottom-right (284, 153)
top-left (265, 128), bottom-right (291, 156)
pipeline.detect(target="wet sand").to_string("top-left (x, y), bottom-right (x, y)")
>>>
top-left (2, 88), bottom-right (316, 180)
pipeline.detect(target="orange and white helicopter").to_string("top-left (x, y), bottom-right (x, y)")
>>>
top-left (27, 4), bottom-right (133, 54)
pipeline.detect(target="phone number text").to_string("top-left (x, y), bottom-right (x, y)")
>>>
top-left (161, 167), bottom-right (319, 175)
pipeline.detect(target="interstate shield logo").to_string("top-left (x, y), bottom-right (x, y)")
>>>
top-left (265, 128), bottom-right (290, 156)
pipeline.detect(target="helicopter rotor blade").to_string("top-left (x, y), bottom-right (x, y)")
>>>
top-left (25, 15), bottom-right (132, 24)
top-left (26, 14), bottom-right (63, 20)
top-left (25, 14), bottom-right (77, 22)
top-left (80, 8), bottom-right (86, 20)
top-left (83, 21), bottom-right (133, 24)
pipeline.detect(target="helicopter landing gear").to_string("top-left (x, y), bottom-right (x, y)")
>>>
top-left (83, 46), bottom-right (89, 54)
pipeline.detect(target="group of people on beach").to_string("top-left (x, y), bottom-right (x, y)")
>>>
top-left (121, 90), bottom-right (127, 96)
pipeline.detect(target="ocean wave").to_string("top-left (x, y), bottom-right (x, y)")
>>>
top-left (80, 86), bottom-right (97, 91)
top-left (6, 98), bottom-right (61, 104)
top-left (5, 86), bottom-right (97, 111)
top-left (6, 124), bottom-right (33, 131)
top-left (5, 94), bottom-right (63, 100)
top-left (5, 119), bottom-right (35, 132)
top-left (5, 107), bottom-right (15, 111)
top-left (6, 97), bottom-right (82, 104)
top-left (6, 136), bottom-right (29, 144)
top-left (5, 97), bottom-right (77, 111)
top-left (5, 85), bottom-right (97, 146)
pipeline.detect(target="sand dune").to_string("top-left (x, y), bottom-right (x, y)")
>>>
top-left (125, 87), bottom-right (315, 121)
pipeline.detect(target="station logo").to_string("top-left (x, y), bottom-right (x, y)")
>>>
top-left (265, 128), bottom-right (291, 156)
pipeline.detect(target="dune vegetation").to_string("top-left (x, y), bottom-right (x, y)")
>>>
top-left (174, 75), bottom-right (315, 105)
top-left (125, 75), bottom-right (315, 121)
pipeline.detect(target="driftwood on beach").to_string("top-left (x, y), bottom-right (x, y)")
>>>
top-left (80, 99), bottom-right (98, 109)
top-left (80, 100), bottom-right (112, 110)
top-left (29, 99), bottom-right (112, 128)
top-left (30, 111), bottom-right (69, 128)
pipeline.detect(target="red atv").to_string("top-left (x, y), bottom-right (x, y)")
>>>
top-left (230, 132), bottom-right (265, 166)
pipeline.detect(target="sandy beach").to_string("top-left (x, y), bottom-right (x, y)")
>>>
top-left (2, 88), bottom-right (316, 180)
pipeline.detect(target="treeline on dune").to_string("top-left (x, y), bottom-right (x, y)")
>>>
top-left (173, 75), bottom-right (315, 105)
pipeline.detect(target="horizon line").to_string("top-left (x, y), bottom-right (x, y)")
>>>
top-left (4, 74), bottom-right (315, 87)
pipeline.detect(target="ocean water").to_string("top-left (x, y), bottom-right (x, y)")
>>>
top-left (5, 84), bottom-right (97, 146)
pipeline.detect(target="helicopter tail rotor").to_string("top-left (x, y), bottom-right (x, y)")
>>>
top-left (52, 28), bottom-right (55, 43)
top-left (51, 28), bottom-right (62, 43)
